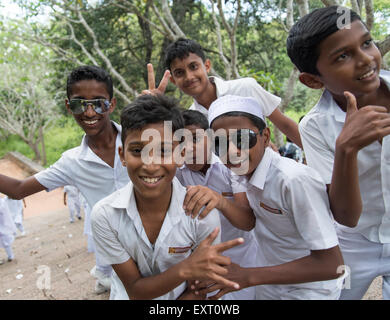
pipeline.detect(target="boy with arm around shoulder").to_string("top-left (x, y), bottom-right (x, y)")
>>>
top-left (287, 6), bottom-right (390, 299)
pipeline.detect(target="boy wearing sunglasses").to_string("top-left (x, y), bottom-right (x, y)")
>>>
top-left (195, 94), bottom-right (345, 300)
top-left (176, 110), bottom-right (258, 299)
top-left (0, 65), bottom-right (129, 294)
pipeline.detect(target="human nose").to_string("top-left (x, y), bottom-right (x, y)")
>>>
top-left (84, 103), bottom-right (97, 117)
top-left (357, 48), bottom-right (374, 67)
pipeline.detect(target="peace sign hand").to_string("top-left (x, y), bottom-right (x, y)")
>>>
top-left (141, 63), bottom-right (171, 96)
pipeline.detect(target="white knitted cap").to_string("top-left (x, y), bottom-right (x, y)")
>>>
top-left (208, 95), bottom-right (265, 126)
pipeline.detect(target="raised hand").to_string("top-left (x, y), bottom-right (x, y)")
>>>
top-left (180, 227), bottom-right (244, 290)
top-left (141, 63), bottom-right (171, 96)
top-left (183, 185), bottom-right (223, 219)
top-left (337, 91), bottom-right (390, 152)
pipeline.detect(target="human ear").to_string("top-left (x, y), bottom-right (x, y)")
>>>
top-left (109, 97), bottom-right (117, 114)
top-left (118, 146), bottom-right (125, 166)
top-left (299, 72), bottom-right (324, 89)
top-left (262, 128), bottom-right (271, 149)
top-left (204, 59), bottom-right (212, 73)
top-left (65, 99), bottom-right (73, 115)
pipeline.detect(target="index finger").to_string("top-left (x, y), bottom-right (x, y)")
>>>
top-left (214, 237), bottom-right (244, 253)
top-left (147, 63), bottom-right (156, 90)
top-left (157, 70), bottom-right (171, 93)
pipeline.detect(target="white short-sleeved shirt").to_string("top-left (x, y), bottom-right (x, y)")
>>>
top-left (246, 148), bottom-right (339, 293)
top-left (91, 177), bottom-right (221, 300)
top-left (0, 197), bottom-right (17, 247)
top-left (299, 70), bottom-right (390, 243)
top-left (189, 77), bottom-right (281, 117)
top-left (34, 122), bottom-right (130, 209)
top-left (176, 153), bottom-right (258, 266)
top-left (4, 197), bottom-right (24, 224)
top-left (64, 185), bottom-right (80, 202)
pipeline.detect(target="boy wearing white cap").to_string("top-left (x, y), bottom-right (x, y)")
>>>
top-left (197, 94), bottom-right (346, 300)
top-left (176, 109), bottom-right (258, 300)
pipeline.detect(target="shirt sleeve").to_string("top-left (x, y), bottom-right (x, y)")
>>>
top-left (282, 169), bottom-right (339, 250)
top-left (299, 116), bottom-right (335, 184)
top-left (34, 154), bottom-right (74, 191)
top-left (90, 204), bottom-right (131, 266)
top-left (245, 78), bottom-right (282, 117)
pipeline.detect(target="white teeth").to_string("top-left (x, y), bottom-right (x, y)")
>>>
top-left (359, 69), bottom-right (374, 80)
top-left (141, 176), bottom-right (162, 184)
top-left (84, 120), bottom-right (98, 125)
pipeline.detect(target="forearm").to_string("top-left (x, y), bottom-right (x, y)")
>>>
top-left (218, 197), bottom-right (255, 231)
top-left (124, 260), bottom-right (188, 300)
top-left (0, 175), bottom-right (44, 199)
top-left (328, 142), bottom-right (362, 227)
top-left (268, 110), bottom-right (302, 148)
top-left (245, 247), bottom-right (343, 287)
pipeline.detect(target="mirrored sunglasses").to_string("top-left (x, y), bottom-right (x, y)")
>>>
top-left (69, 99), bottom-right (111, 115)
top-left (214, 128), bottom-right (261, 156)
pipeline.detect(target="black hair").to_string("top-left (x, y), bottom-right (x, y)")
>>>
top-left (120, 94), bottom-right (185, 145)
top-left (164, 38), bottom-right (206, 70)
top-left (210, 111), bottom-right (267, 133)
top-left (181, 110), bottom-right (209, 130)
top-left (66, 65), bottom-right (114, 99)
top-left (287, 6), bottom-right (362, 75)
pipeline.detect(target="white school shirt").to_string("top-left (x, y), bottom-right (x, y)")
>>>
top-left (0, 197), bottom-right (17, 248)
top-left (246, 147), bottom-right (339, 293)
top-left (299, 69), bottom-right (390, 244)
top-left (34, 122), bottom-right (129, 209)
top-left (176, 153), bottom-right (259, 266)
top-left (91, 177), bottom-right (221, 300)
top-left (189, 76), bottom-right (281, 117)
top-left (4, 197), bottom-right (24, 225)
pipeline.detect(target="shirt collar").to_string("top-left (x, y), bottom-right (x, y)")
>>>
top-left (248, 147), bottom-right (275, 190)
top-left (192, 76), bottom-right (227, 111)
top-left (111, 177), bottom-right (185, 225)
top-left (318, 70), bottom-right (390, 123)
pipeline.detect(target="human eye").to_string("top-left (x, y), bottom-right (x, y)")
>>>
top-left (174, 69), bottom-right (184, 77)
top-left (189, 63), bottom-right (198, 70)
top-left (336, 52), bottom-right (348, 62)
top-left (128, 146), bottom-right (142, 156)
top-left (363, 38), bottom-right (373, 47)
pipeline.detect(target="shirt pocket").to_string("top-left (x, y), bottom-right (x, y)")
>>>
top-left (158, 243), bottom-right (194, 270)
top-left (257, 202), bottom-right (296, 237)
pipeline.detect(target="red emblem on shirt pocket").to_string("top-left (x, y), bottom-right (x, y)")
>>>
top-left (168, 244), bottom-right (193, 254)
top-left (260, 202), bottom-right (283, 215)
top-left (222, 192), bottom-right (233, 197)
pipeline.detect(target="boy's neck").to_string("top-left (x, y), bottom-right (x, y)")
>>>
top-left (87, 121), bottom-right (117, 150)
top-left (194, 79), bottom-right (217, 110)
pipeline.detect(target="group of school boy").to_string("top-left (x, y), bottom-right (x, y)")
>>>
top-left (0, 6), bottom-right (389, 300)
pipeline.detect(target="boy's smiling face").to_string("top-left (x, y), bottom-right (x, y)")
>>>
top-left (169, 53), bottom-right (211, 98)
top-left (119, 122), bottom-right (179, 201)
top-left (211, 116), bottom-right (270, 177)
top-left (307, 20), bottom-right (381, 102)
top-left (66, 79), bottom-right (115, 136)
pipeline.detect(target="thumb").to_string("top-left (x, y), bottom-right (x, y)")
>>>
top-left (344, 91), bottom-right (358, 115)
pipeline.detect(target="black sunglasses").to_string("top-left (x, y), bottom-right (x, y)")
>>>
top-left (214, 128), bottom-right (262, 156)
top-left (69, 99), bottom-right (111, 115)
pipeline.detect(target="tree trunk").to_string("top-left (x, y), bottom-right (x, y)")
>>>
top-left (39, 126), bottom-right (47, 166)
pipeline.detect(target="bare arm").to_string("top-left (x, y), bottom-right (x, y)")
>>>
top-left (328, 92), bottom-right (390, 227)
top-left (183, 186), bottom-right (255, 231)
top-left (197, 245), bottom-right (344, 299)
top-left (112, 228), bottom-right (243, 300)
top-left (0, 174), bottom-right (46, 200)
top-left (268, 108), bottom-right (302, 148)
